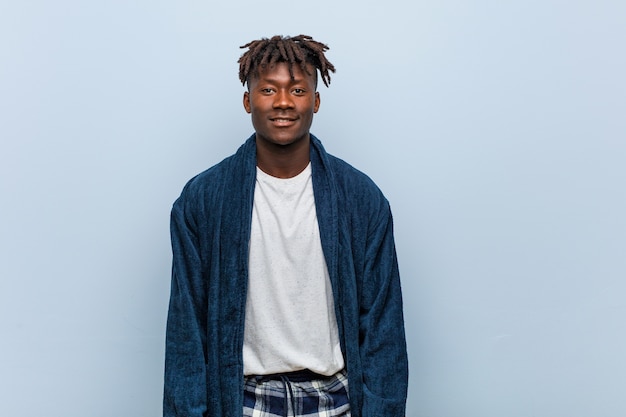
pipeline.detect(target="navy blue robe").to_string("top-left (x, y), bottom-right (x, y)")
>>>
top-left (164, 135), bottom-right (408, 417)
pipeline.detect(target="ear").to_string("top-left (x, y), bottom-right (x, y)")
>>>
top-left (314, 91), bottom-right (320, 113)
top-left (243, 91), bottom-right (251, 113)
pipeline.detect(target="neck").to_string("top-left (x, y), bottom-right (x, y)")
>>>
top-left (255, 135), bottom-right (311, 178)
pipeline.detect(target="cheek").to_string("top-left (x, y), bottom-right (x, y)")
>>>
top-left (251, 97), bottom-right (271, 111)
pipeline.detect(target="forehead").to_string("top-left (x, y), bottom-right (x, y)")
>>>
top-left (251, 62), bottom-right (317, 85)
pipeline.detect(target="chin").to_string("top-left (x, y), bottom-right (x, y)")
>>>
top-left (261, 134), bottom-right (307, 147)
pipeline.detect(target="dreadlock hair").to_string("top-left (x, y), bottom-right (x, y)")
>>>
top-left (238, 34), bottom-right (336, 88)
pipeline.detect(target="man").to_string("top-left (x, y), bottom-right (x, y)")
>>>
top-left (164, 34), bottom-right (408, 417)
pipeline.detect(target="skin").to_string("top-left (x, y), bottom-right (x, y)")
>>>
top-left (243, 62), bottom-right (320, 178)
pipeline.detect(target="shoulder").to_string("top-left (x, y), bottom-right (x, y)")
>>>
top-left (326, 153), bottom-right (390, 212)
top-left (175, 154), bottom-right (233, 207)
top-left (175, 137), bottom-right (255, 207)
top-left (312, 136), bottom-right (384, 198)
top-left (311, 135), bottom-right (390, 217)
top-left (182, 154), bottom-right (234, 193)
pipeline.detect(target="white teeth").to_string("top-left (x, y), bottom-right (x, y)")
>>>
top-left (273, 119), bottom-right (293, 122)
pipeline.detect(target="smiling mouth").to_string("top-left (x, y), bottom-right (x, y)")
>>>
top-left (270, 118), bottom-right (298, 127)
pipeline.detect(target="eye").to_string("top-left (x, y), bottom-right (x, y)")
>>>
top-left (260, 88), bottom-right (274, 94)
top-left (292, 88), bottom-right (306, 95)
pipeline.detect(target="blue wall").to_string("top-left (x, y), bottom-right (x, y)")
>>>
top-left (1, 1), bottom-right (625, 416)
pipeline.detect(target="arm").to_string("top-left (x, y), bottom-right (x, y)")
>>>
top-left (359, 203), bottom-right (408, 417)
top-left (163, 198), bottom-right (208, 417)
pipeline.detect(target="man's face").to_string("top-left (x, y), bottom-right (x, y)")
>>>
top-left (243, 62), bottom-right (320, 148)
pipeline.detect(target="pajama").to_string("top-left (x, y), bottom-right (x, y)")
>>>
top-left (243, 369), bottom-right (350, 417)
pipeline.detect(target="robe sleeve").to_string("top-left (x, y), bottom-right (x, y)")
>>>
top-left (359, 201), bottom-right (408, 417)
top-left (163, 197), bottom-right (208, 417)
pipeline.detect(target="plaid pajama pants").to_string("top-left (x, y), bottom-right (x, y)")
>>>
top-left (243, 368), bottom-right (351, 417)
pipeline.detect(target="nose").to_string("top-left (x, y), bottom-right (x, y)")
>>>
top-left (273, 89), bottom-right (294, 109)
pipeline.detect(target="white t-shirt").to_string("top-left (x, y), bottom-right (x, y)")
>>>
top-left (243, 163), bottom-right (344, 376)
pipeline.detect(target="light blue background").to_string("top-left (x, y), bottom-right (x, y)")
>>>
top-left (1, 1), bottom-right (625, 416)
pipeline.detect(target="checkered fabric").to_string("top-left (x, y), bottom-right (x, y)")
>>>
top-left (243, 369), bottom-right (351, 417)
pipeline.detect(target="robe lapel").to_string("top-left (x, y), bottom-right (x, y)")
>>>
top-left (310, 135), bottom-right (345, 348)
